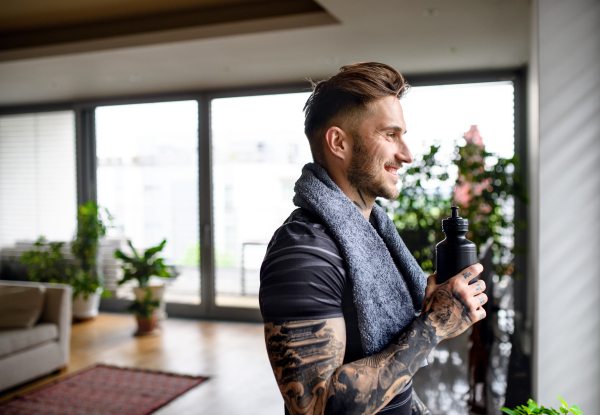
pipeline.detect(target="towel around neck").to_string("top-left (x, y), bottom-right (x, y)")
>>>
top-left (293, 162), bottom-right (426, 356)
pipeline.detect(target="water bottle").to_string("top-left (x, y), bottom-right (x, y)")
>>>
top-left (435, 206), bottom-right (478, 284)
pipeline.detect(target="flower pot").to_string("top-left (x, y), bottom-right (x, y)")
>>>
top-left (134, 311), bottom-right (158, 336)
top-left (72, 288), bottom-right (103, 320)
top-left (133, 286), bottom-right (167, 321)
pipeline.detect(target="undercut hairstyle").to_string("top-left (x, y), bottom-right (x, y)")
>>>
top-left (303, 62), bottom-right (410, 165)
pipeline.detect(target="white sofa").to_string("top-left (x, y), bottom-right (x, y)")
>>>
top-left (0, 280), bottom-right (71, 392)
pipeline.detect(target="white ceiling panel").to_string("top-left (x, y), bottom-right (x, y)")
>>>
top-left (0, 0), bottom-right (531, 106)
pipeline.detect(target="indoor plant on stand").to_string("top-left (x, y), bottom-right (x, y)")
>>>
top-left (128, 288), bottom-right (160, 335)
top-left (114, 239), bottom-right (176, 331)
top-left (70, 201), bottom-right (111, 320)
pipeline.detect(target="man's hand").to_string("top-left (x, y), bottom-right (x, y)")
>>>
top-left (420, 264), bottom-right (488, 341)
top-left (421, 272), bottom-right (437, 314)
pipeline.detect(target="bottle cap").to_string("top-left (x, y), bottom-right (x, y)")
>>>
top-left (442, 206), bottom-right (469, 232)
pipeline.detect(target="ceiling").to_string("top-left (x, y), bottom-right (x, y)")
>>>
top-left (0, 0), bottom-right (531, 106)
top-left (1, 0), bottom-right (278, 32)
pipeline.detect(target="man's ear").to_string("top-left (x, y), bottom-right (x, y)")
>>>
top-left (324, 126), bottom-right (352, 161)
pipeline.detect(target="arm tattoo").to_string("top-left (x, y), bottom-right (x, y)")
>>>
top-left (411, 390), bottom-right (432, 415)
top-left (265, 317), bottom-right (440, 415)
top-left (265, 282), bottom-right (476, 415)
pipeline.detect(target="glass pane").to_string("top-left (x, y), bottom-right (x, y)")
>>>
top-left (96, 101), bottom-right (200, 304)
top-left (398, 82), bottom-right (515, 414)
top-left (211, 92), bottom-right (312, 308)
top-left (0, 111), bottom-right (77, 277)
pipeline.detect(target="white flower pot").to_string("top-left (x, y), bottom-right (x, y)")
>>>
top-left (133, 285), bottom-right (167, 321)
top-left (72, 288), bottom-right (102, 320)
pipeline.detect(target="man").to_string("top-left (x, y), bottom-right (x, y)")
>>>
top-left (259, 62), bottom-right (487, 415)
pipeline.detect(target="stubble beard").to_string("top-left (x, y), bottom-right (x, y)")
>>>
top-left (346, 133), bottom-right (400, 201)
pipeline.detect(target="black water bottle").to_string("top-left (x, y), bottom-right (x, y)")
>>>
top-left (435, 206), bottom-right (478, 284)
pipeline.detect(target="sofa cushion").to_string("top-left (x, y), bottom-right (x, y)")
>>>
top-left (0, 285), bottom-right (45, 329)
top-left (0, 323), bottom-right (58, 359)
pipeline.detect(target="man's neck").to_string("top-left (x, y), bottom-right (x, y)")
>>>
top-left (350, 187), bottom-right (374, 220)
top-left (321, 162), bottom-right (375, 220)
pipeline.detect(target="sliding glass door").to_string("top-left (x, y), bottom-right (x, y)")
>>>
top-left (94, 93), bottom-right (313, 314)
top-left (95, 101), bottom-right (200, 305)
top-left (210, 92), bottom-right (312, 309)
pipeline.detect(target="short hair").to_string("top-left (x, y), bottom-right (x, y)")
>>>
top-left (303, 62), bottom-right (410, 164)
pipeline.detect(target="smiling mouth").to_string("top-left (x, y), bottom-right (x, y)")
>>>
top-left (384, 165), bottom-right (400, 175)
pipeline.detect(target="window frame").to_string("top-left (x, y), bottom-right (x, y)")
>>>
top-left (0, 68), bottom-right (528, 323)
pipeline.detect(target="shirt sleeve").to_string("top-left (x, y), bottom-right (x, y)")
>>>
top-left (259, 220), bottom-right (347, 323)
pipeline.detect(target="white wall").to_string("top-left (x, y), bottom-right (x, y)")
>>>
top-left (535, 0), bottom-right (600, 410)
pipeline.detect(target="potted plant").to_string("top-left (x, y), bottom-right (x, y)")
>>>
top-left (501, 395), bottom-right (581, 415)
top-left (70, 201), bottom-right (111, 320)
top-left (20, 202), bottom-right (111, 320)
top-left (20, 237), bottom-right (72, 284)
top-left (114, 239), bottom-right (176, 321)
top-left (127, 288), bottom-right (160, 336)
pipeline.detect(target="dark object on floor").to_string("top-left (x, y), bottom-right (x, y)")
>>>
top-left (0, 364), bottom-right (208, 415)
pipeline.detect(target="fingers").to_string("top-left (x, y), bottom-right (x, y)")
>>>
top-left (468, 293), bottom-right (488, 322)
top-left (468, 279), bottom-right (486, 295)
top-left (470, 306), bottom-right (487, 323)
top-left (455, 264), bottom-right (483, 284)
top-left (426, 273), bottom-right (437, 287)
top-left (470, 293), bottom-right (488, 309)
top-left (421, 273), bottom-right (438, 313)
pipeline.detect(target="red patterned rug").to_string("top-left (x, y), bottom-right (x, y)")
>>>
top-left (0, 364), bottom-right (208, 415)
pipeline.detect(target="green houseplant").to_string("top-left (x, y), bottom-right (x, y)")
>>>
top-left (70, 201), bottom-right (111, 319)
top-left (500, 395), bottom-right (582, 415)
top-left (20, 237), bottom-right (72, 284)
top-left (388, 137), bottom-right (527, 277)
top-left (114, 239), bottom-right (176, 288)
top-left (20, 201), bottom-right (111, 320)
top-left (385, 127), bottom-right (528, 411)
top-left (114, 239), bottom-right (177, 324)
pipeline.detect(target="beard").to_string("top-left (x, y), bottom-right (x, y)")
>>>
top-left (346, 132), bottom-right (400, 201)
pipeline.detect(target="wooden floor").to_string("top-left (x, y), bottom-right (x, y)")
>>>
top-left (0, 313), bottom-right (284, 414)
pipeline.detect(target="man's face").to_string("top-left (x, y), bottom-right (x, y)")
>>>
top-left (346, 95), bottom-right (413, 200)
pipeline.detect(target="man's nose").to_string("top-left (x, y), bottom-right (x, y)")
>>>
top-left (397, 141), bottom-right (413, 164)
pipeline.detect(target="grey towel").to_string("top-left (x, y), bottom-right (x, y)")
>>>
top-left (293, 163), bottom-right (426, 356)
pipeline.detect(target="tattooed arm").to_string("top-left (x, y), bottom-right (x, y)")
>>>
top-left (411, 390), bottom-right (432, 415)
top-left (264, 264), bottom-right (487, 415)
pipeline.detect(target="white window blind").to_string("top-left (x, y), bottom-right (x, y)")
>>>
top-left (0, 111), bottom-right (77, 249)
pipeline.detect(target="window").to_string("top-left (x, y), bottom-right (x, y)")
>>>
top-left (210, 92), bottom-right (312, 308)
top-left (0, 111), bottom-right (77, 250)
top-left (95, 101), bottom-right (200, 304)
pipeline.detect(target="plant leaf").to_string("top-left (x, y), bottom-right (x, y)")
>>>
top-left (144, 239), bottom-right (166, 260)
top-left (128, 240), bottom-right (141, 259)
top-left (570, 405), bottom-right (582, 415)
top-left (500, 408), bottom-right (518, 415)
top-left (557, 395), bottom-right (568, 408)
top-left (528, 399), bottom-right (539, 410)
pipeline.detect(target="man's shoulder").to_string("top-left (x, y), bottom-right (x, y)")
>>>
top-left (274, 208), bottom-right (331, 240)
top-left (283, 208), bottom-right (327, 230)
top-left (266, 208), bottom-right (342, 260)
